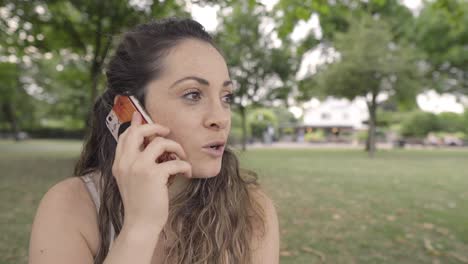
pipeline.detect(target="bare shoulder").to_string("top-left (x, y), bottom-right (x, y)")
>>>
top-left (34, 177), bottom-right (97, 225)
top-left (248, 186), bottom-right (280, 264)
top-left (248, 186), bottom-right (278, 224)
top-left (248, 186), bottom-right (276, 209)
top-left (40, 177), bottom-right (93, 210)
top-left (29, 177), bottom-right (99, 263)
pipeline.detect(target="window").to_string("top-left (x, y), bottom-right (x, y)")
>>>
top-left (321, 113), bottom-right (331, 120)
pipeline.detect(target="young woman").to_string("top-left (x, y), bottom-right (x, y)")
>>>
top-left (28, 17), bottom-right (279, 264)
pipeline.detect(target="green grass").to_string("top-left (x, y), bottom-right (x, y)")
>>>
top-left (1, 139), bottom-right (467, 263)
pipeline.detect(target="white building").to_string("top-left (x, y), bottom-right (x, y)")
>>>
top-left (301, 97), bottom-right (369, 130)
top-left (284, 92), bottom-right (466, 143)
top-left (281, 97), bottom-right (369, 142)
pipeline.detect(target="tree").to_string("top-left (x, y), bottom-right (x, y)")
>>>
top-left (276, 0), bottom-right (414, 42)
top-left (246, 108), bottom-right (278, 140)
top-left (0, 2), bottom-right (41, 139)
top-left (412, 0), bottom-right (468, 96)
top-left (215, 0), bottom-right (291, 150)
top-left (1, 0), bottom-right (190, 134)
top-left (274, 0), bottom-right (415, 104)
top-left (315, 15), bottom-right (422, 157)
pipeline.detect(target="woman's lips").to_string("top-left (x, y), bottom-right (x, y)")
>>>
top-left (201, 145), bottom-right (225, 158)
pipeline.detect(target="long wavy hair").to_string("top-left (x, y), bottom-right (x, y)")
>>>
top-left (73, 17), bottom-right (266, 264)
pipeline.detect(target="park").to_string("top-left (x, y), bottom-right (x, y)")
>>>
top-left (1, 0), bottom-right (467, 263)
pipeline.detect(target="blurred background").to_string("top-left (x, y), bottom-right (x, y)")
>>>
top-left (1, 0), bottom-right (467, 263)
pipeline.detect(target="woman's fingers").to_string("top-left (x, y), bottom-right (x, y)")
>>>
top-left (127, 114), bottom-right (169, 144)
top-left (115, 112), bottom-right (171, 172)
top-left (154, 159), bottom-right (193, 181)
top-left (130, 111), bottom-right (141, 126)
top-left (142, 137), bottom-right (187, 163)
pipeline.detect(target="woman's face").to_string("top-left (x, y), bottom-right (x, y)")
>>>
top-left (144, 39), bottom-right (232, 178)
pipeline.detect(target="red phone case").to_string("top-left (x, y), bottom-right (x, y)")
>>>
top-left (106, 95), bottom-right (177, 164)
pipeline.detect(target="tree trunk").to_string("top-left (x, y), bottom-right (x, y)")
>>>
top-left (365, 134), bottom-right (370, 151)
top-left (2, 101), bottom-right (20, 141)
top-left (240, 105), bottom-right (247, 151)
top-left (366, 93), bottom-right (378, 158)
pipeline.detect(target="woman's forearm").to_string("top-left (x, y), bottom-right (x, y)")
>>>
top-left (103, 223), bottom-right (161, 264)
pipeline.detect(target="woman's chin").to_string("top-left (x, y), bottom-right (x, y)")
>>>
top-left (192, 166), bottom-right (222, 179)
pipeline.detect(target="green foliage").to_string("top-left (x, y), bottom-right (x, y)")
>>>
top-left (437, 112), bottom-right (465, 132)
top-left (0, 0), bottom-right (190, 133)
top-left (275, 0), bottom-right (329, 39)
top-left (272, 106), bottom-right (298, 127)
top-left (304, 129), bottom-right (325, 142)
top-left (246, 108), bottom-right (278, 139)
top-left (401, 112), bottom-right (440, 137)
top-left (400, 111), bottom-right (466, 137)
top-left (317, 15), bottom-right (422, 103)
top-left (276, 0), bottom-right (413, 42)
top-left (311, 14), bottom-right (423, 155)
top-left (411, 0), bottom-right (468, 95)
top-left (281, 126), bottom-right (295, 135)
top-left (0, 62), bottom-right (19, 102)
top-left (228, 126), bottom-right (244, 146)
top-left (356, 130), bottom-right (369, 142)
top-left (215, 1), bottom-right (300, 148)
top-left (216, 1), bottom-right (298, 108)
top-left (229, 111), bottom-right (251, 144)
top-left (464, 111), bottom-right (468, 134)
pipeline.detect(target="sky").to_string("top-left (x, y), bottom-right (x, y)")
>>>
top-left (190, 0), bottom-right (465, 116)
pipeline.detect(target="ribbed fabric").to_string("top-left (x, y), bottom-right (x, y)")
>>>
top-left (80, 173), bottom-right (115, 251)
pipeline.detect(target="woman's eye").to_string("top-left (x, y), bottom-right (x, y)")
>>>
top-left (223, 93), bottom-right (234, 105)
top-left (182, 90), bottom-right (234, 105)
top-left (183, 91), bottom-right (201, 101)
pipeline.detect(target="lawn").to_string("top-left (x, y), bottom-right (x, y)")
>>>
top-left (1, 139), bottom-right (467, 263)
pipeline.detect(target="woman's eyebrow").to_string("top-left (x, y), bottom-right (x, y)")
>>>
top-left (169, 76), bottom-right (233, 88)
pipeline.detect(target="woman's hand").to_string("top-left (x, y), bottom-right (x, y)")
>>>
top-left (112, 111), bottom-right (192, 232)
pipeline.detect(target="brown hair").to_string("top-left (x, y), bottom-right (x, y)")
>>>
top-left (73, 17), bottom-right (266, 264)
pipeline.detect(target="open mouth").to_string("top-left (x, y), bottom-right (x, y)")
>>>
top-left (202, 140), bottom-right (226, 157)
top-left (208, 144), bottom-right (223, 150)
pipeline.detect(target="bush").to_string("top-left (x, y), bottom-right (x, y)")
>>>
top-left (463, 111), bottom-right (468, 134)
top-left (437, 112), bottom-right (464, 133)
top-left (356, 130), bottom-right (368, 142)
top-left (3, 128), bottom-right (86, 139)
top-left (228, 127), bottom-right (243, 146)
top-left (401, 112), bottom-right (439, 138)
top-left (247, 108), bottom-right (278, 139)
top-left (230, 111), bottom-right (251, 142)
top-left (401, 111), bottom-right (466, 138)
top-left (304, 130), bottom-right (325, 142)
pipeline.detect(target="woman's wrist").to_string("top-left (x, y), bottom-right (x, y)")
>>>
top-left (103, 221), bottom-right (163, 264)
top-left (122, 221), bottom-right (163, 244)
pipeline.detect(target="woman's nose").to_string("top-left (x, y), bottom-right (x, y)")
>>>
top-left (204, 100), bottom-right (230, 130)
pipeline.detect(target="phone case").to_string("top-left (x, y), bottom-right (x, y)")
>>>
top-left (106, 95), bottom-right (177, 164)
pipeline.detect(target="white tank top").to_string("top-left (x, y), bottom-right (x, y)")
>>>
top-left (80, 172), bottom-right (116, 251)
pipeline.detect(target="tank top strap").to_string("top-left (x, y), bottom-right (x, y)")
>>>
top-left (80, 172), bottom-right (116, 250)
top-left (80, 174), bottom-right (100, 210)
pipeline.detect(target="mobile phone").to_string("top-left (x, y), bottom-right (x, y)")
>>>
top-left (106, 94), bottom-right (177, 164)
